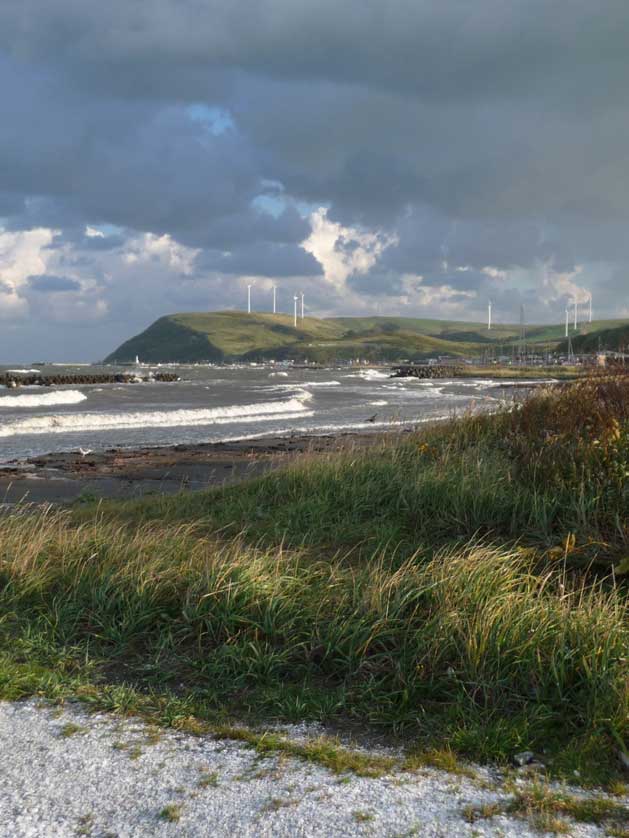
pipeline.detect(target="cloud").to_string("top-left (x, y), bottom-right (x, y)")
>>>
top-left (0, 1), bottom-right (629, 358)
top-left (27, 274), bottom-right (81, 293)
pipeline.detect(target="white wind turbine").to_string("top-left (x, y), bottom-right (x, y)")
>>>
top-left (272, 284), bottom-right (277, 314)
top-left (293, 295), bottom-right (299, 328)
top-left (247, 283), bottom-right (253, 314)
top-left (300, 292), bottom-right (305, 320)
top-left (487, 300), bottom-right (492, 331)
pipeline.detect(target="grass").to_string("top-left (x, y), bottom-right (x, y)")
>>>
top-left (0, 378), bottom-right (627, 786)
top-left (158, 804), bottom-right (182, 822)
top-left (466, 784), bottom-right (629, 833)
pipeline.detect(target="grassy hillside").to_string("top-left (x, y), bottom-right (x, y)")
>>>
top-left (1, 378), bottom-right (628, 785)
top-left (562, 323), bottom-right (629, 354)
top-left (106, 311), bottom-right (629, 363)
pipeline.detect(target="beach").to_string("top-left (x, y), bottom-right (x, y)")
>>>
top-left (0, 430), bottom-right (397, 505)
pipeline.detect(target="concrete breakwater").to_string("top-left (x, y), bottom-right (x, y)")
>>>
top-left (1, 372), bottom-right (179, 388)
top-left (390, 364), bottom-right (461, 379)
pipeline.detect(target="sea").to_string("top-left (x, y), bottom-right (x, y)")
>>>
top-left (0, 363), bottom-right (523, 463)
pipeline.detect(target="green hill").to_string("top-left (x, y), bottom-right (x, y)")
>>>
top-left (105, 311), bottom-right (629, 363)
top-left (560, 322), bottom-right (629, 354)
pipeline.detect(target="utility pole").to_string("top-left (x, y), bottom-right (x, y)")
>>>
top-left (519, 304), bottom-right (526, 364)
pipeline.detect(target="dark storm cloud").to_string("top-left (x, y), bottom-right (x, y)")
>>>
top-left (1, 0), bottom-right (628, 360)
top-left (197, 242), bottom-right (322, 278)
top-left (26, 274), bottom-right (81, 293)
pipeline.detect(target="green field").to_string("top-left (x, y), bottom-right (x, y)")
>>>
top-left (105, 311), bottom-right (629, 363)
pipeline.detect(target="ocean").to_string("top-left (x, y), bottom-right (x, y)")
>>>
top-left (0, 363), bottom-right (520, 463)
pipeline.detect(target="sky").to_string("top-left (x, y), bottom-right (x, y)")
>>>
top-left (0, 1), bottom-right (628, 361)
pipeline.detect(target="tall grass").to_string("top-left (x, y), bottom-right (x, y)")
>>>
top-left (0, 507), bottom-right (626, 778)
top-left (1, 377), bottom-right (627, 780)
top-left (93, 378), bottom-right (628, 564)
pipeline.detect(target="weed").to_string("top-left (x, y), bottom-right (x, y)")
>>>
top-left (59, 722), bottom-right (84, 738)
top-left (158, 804), bottom-right (182, 822)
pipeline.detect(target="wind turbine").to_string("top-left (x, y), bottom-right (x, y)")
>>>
top-left (573, 297), bottom-right (578, 330)
top-left (487, 300), bottom-right (492, 331)
top-left (300, 292), bottom-right (305, 320)
top-left (293, 295), bottom-right (299, 328)
top-left (272, 284), bottom-right (277, 315)
top-left (565, 307), bottom-right (570, 339)
top-left (247, 283), bottom-right (253, 314)
top-left (588, 293), bottom-right (593, 323)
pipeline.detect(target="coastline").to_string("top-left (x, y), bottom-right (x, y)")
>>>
top-left (0, 429), bottom-right (407, 505)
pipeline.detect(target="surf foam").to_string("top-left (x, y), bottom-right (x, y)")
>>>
top-left (0, 396), bottom-right (312, 438)
top-left (0, 390), bottom-right (87, 409)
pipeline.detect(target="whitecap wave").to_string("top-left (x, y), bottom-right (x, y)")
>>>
top-left (0, 390), bottom-right (87, 409)
top-left (369, 400), bottom-right (389, 406)
top-left (5, 369), bottom-right (41, 374)
top-left (0, 396), bottom-right (312, 438)
top-left (344, 369), bottom-right (390, 380)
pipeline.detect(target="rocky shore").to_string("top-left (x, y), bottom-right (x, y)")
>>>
top-left (0, 431), bottom-right (397, 505)
top-left (1, 372), bottom-right (179, 388)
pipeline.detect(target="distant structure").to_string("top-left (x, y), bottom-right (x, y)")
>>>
top-left (518, 304), bottom-right (527, 360)
top-left (272, 284), bottom-right (277, 314)
top-left (293, 295), bottom-right (299, 328)
top-left (247, 283), bottom-right (253, 314)
top-left (300, 292), bottom-right (305, 320)
top-left (487, 300), bottom-right (492, 331)
top-left (588, 293), bottom-right (593, 323)
top-left (565, 308), bottom-right (570, 339)
top-left (573, 297), bottom-right (578, 330)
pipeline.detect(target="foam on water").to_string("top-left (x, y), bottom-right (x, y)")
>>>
top-left (0, 390), bottom-right (87, 409)
top-left (0, 396), bottom-right (312, 438)
top-left (344, 369), bottom-right (391, 380)
top-left (5, 369), bottom-right (41, 374)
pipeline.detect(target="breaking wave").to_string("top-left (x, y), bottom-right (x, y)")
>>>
top-left (5, 369), bottom-right (41, 374)
top-left (344, 369), bottom-right (390, 380)
top-left (0, 390), bottom-right (88, 409)
top-left (0, 396), bottom-right (312, 438)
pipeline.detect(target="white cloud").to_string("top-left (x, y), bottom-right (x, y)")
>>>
top-left (540, 263), bottom-right (590, 305)
top-left (123, 233), bottom-right (199, 275)
top-left (302, 208), bottom-right (397, 289)
top-left (0, 227), bottom-right (56, 320)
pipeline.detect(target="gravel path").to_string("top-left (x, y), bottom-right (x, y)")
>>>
top-left (0, 700), bottom-right (622, 837)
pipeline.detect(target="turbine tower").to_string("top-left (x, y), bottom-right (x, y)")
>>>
top-left (573, 297), bottom-right (578, 330)
top-left (293, 295), bottom-right (299, 328)
top-left (247, 283), bottom-right (253, 314)
top-left (272, 284), bottom-right (277, 315)
top-left (487, 300), bottom-right (492, 331)
top-left (565, 307), bottom-right (570, 338)
top-left (300, 292), bottom-right (305, 320)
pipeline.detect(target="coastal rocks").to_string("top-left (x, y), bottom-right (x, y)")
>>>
top-left (513, 752), bottom-right (536, 767)
top-left (390, 364), bottom-right (460, 379)
top-left (1, 372), bottom-right (179, 388)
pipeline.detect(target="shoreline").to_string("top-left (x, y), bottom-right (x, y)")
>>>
top-left (0, 428), bottom-right (408, 506)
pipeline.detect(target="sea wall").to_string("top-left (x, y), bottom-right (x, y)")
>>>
top-left (1, 373), bottom-right (179, 388)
